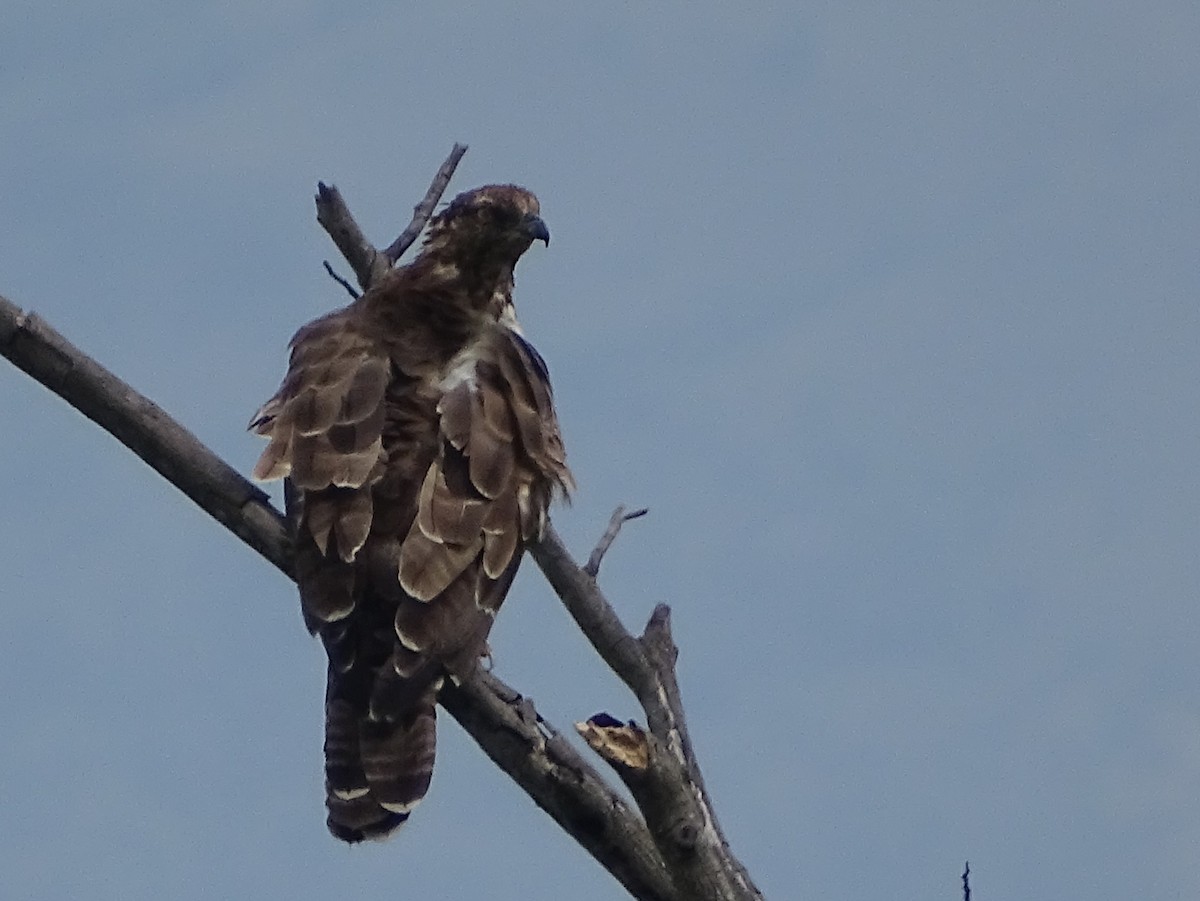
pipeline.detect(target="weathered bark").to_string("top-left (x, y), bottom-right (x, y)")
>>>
top-left (0, 144), bottom-right (763, 901)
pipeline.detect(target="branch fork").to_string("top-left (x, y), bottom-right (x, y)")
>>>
top-left (0, 144), bottom-right (761, 901)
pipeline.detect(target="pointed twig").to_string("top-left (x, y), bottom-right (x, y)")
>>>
top-left (314, 181), bottom-right (387, 290)
top-left (313, 143), bottom-right (468, 292)
top-left (962, 861), bottom-right (971, 901)
top-left (382, 142), bottom-right (469, 264)
top-left (322, 261), bottom-right (360, 300)
top-left (585, 505), bottom-right (649, 578)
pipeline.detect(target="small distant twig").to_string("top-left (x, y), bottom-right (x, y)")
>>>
top-left (382, 142), bottom-right (469, 264)
top-left (321, 261), bottom-right (360, 300)
top-left (584, 505), bottom-right (648, 578)
top-left (962, 861), bottom-right (970, 901)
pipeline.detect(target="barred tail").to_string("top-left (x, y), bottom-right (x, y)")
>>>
top-left (323, 683), bottom-right (437, 842)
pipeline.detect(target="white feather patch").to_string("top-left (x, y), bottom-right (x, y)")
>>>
top-left (379, 799), bottom-right (420, 814)
top-left (394, 623), bottom-right (423, 652)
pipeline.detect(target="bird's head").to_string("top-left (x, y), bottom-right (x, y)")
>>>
top-left (422, 184), bottom-right (549, 268)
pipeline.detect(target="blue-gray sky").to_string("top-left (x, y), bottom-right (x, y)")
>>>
top-left (3, 3), bottom-right (1198, 898)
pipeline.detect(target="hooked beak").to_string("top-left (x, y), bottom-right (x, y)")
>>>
top-left (521, 213), bottom-right (550, 246)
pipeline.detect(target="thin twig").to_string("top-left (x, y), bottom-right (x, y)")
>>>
top-left (585, 505), bottom-right (649, 577)
top-left (962, 861), bottom-right (970, 901)
top-left (530, 526), bottom-right (660, 697)
top-left (382, 142), bottom-right (469, 264)
top-left (322, 261), bottom-right (360, 300)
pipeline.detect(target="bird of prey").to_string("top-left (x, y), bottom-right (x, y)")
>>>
top-left (250, 184), bottom-right (572, 841)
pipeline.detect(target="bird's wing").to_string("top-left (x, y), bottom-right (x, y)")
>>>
top-left (250, 305), bottom-right (389, 569)
top-left (389, 323), bottom-right (572, 673)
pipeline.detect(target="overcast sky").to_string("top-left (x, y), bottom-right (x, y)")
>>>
top-left (3, 3), bottom-right (1198, 899)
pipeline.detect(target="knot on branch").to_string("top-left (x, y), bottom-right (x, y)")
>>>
top-left (663, 812), bottom-right (702, 854)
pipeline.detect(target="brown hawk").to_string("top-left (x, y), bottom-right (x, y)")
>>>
top-left (250, 185), bottom-right (572, 841)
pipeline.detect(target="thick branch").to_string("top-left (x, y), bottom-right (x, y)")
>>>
top-left (314, 182), bottom-right (388, 290)
top-left (0, 294), bottom-right (291, 577)
top-left (639, 607), bottom-right (763, 900)
top-left (441, 673), bottom-right (675, 901)
top-left (529, 532), bottom-right (764, 901)
top-left (529, 528), bottom-right (662, 711)
top-left (0, 293), bottom-right (678, 901)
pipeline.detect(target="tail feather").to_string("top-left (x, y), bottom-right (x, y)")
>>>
top-left (324, 698), bottom-right (369, 800)
top-left (360, 700), bottom-right (437, 813)
top-left (323, 672), bottom-right (439, 842)
top-left (326, 792), bottom-right (408, 843)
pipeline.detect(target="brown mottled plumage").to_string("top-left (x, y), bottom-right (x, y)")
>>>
top-left (251, 185), bottom-right (572, 841)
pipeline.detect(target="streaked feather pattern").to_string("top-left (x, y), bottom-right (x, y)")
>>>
top-left (251, 184), bottom-right (570, 841)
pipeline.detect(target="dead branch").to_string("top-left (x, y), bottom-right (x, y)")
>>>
top-left (0, 291), bottom-right (677, 901)
top-left (382, 142), bottom-right (468, 264)
top-left (584, 505), bottom-right (649, 577)
top-left (1, 145), bottom-right (764, 901)
top-left (576, 714), bottom-right (650, 770)
top-left (0, 295), bottom-right (291, 578)
top-left (440, 673), bottom-right (675, 901)
top-left (531, 534), bottom-right (764, 901)
top-left (313, 181), bottom-right (387, 290)
top-left (322, 260), bottom-right (360, 300)
top-left (313, 144), bottom-right (467, 292)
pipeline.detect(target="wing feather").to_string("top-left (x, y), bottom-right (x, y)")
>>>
top-left (395, 324), bottom-right (569, 614)
top-left (252, 296), bottom-right (572, 844)
top-left (397, 529), bottom-right (482, 602)
top-left (252, 307), bottom-right (388, 567)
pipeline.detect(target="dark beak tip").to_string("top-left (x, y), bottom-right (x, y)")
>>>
top-left (524, 214), bottom-right (550, 246)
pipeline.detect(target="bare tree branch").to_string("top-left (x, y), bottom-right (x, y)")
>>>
top-left (322, 260), bottom-right (361, 300)
top-left (529, 528), bottom-right (661, 701)
top-left (0, 294), bottom-right (292, 578)
top-left (382, 142), bottom-right (468, 264)
top-left (576, 714), bottom-right (650, 770)
top-left (441, 673), bottom-right (676, 901)
top-left (530, 534), bottom-right (764, 901)
top-left (0, 291), bottom-right (678, 901)
top-left (584, 505), bottom-right (648, 578)
top-left (313, 143), bottom-right (467, 292)
top-left (313, 181), bottom-right (388, 290)
top-left (2, 146), bottom-right (765, 900)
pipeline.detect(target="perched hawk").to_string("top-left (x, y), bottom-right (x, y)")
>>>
top-left (250, 185), bottom-right (572, 841)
